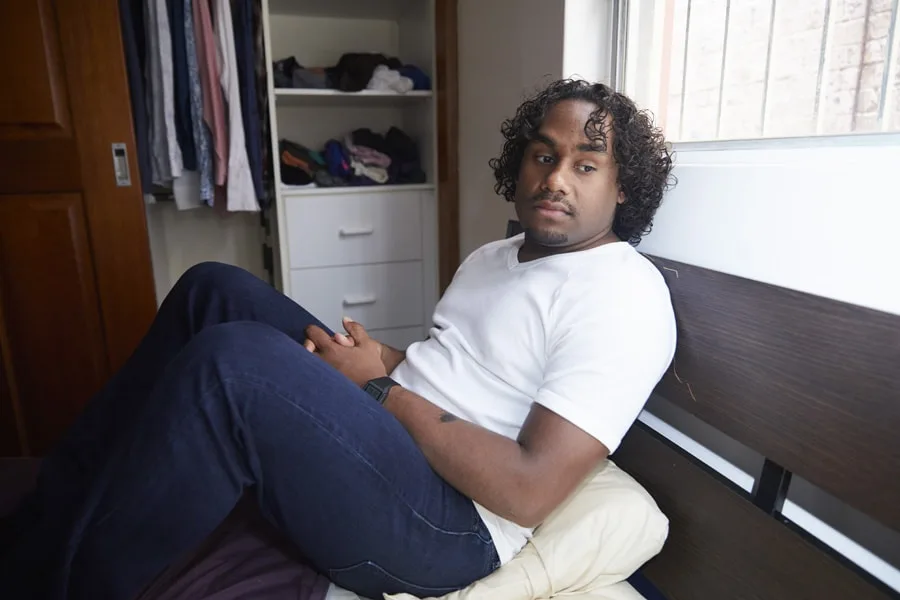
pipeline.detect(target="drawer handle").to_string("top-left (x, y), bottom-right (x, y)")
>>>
top-left (339, 226), bottom-right (375, 237)
top-left (342, 295), bottom-right (377, 306)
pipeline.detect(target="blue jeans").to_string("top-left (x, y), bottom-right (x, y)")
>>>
top-left (0, 263), bottom-right (500, 600)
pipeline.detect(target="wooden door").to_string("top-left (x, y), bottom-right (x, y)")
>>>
top-left (0, 0), bottom-right (156, 456)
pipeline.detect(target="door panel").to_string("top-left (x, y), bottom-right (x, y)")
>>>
top-left (0, 0), bottom-right (80, 193)
top-left (0, 0), bottom-right (72, 135)
top-left (0, 194), bottom-right (108, 454)
top-left (0, 0), bottom-right (156, 456)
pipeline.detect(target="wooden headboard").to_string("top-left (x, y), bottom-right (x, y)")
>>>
top-left (614, 255), bottom-right (900, 599)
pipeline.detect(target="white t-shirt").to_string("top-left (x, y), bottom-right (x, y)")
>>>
top-left (391, 234), bottom-right (677, 564)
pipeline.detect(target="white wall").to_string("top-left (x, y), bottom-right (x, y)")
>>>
top-left (563, 0), bottom-right (613, 84)
top-left (146, 203), bottom-right (267, 304)
top-left (640, 140), bottom-right (900, 316)
top-left (457, 0), bottom-right (566, 258)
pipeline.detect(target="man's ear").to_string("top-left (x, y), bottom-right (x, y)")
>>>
top-left (617, 189), bottom-right (626, 205)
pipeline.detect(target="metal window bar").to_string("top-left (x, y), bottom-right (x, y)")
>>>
top-left (850, 0), bottom-right (875, 132)
top-left (610, 0), bottom-right (629, 92)
top-left (678, 0), bottom-right (693, 140)
top-left (814, 0), bottom-right (835, 135)
top-left (879, 0), bottom-right (900, 131)
top-left (714, 0), bottom-right (732, 138)
top-left (760, 0), bottom-right (779, 137)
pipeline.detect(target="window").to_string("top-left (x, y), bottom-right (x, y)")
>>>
top-left (622, 0), bottom-right (900, 142)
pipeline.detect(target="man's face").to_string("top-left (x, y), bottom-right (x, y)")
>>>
top-left (513, 99), bottom-right (624, 250)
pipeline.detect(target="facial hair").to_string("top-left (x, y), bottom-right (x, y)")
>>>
top-left (524, 227), bottom-right (568, 246)
top-left (524, 190), bottom-right (574, 246)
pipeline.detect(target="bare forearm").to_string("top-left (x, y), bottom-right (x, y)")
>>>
top-left (380, 344), bottom-right (406, 374)
top-left (384, 386), bottom-right (545, 527)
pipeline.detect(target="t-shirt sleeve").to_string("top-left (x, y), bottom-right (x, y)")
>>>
top-left (533, 280), bottom-right (676, 453)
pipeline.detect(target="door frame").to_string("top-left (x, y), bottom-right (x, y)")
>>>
top-left (435, 0), bottom-right (461, 293)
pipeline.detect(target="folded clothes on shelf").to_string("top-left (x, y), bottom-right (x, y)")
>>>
top-left (279, 126), bottom-right (426, 188)
top-left (272, 53), bottom-right (431, 92)
top-left (366, 64), bottom-right (413, 93)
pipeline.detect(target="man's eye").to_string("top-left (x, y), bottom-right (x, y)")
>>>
top-left (536, 155), bottom-right (554, 164)
top-left (578, 165), bottom-right (597, 173)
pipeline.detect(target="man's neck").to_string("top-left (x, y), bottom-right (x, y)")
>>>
top-left (518, 229), bottom-right (620, 263)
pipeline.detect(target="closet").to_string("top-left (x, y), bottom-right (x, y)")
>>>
top-left (262, 0), bottom-right (441, 350)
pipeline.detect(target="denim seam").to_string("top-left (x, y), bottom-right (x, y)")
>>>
top-left (223, 374), bottom-right (495, 546)
top-left (327, 561), bottom-right (460, 596)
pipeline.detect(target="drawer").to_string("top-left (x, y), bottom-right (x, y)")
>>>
top-left (285, 191), bottom-right (422, 268)
top-left (368, 326), bottom-right (426, 351)
top-left (289, 261), bottom-right (423, 332)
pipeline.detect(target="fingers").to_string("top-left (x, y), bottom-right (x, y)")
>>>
top-left (334, 332), bottom-right (355, 347)
top-left (342, 316), bottom-right (370, 342)
top-left (305, 325), bottom-right (333, 350)
top-left (303, 339), bottom-right (316, 353)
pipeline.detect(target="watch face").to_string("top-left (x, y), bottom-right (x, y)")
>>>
top-left (364, 381), bottom-right (382, 399)
top-left (364, 377), bottom-right (396, 404)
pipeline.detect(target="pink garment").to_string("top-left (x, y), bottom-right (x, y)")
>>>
top-left (193, 0), bottom-right (228, 186)
top-left (343, 135), bottom-right (391, 168)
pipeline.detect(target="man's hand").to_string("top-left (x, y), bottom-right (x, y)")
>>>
top-left (304, 317), bottom-right (407, 374)
top-left (304, 321), bottom-right (388, 386)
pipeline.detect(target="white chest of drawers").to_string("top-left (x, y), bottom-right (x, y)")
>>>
top-left (275, 186), bottom-right (438, 349)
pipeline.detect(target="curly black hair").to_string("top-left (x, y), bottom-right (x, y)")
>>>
top-left (489, 79), bottom-right (675, 244)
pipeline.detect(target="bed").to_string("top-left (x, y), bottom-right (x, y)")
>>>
top-left (1, 222), bottom-right (898, 599)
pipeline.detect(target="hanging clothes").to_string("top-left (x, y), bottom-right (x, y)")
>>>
top-left (232, 0), bottom-right (265, 204)
top-left (119, 0), bottom-right (268, 210)
top-left (193, 0), bottom-right (228, 190)
top-left (119, 0), bottom-right (153, 193)
top-left (145, 0), bottom-right (183, 184)
top-left (167, 0), bottom-right (196, 171)
top-left (252, 0), bottom-right (273, 208)
top-left (214, 0), bottom-right (258, 212)
top-left (180, 0), bottom-right (214, 207)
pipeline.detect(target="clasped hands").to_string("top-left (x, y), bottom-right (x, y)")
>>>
top-left (303, 317), bottom-right (389, 386)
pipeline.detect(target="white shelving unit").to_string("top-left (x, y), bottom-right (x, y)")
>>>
top-left (262, 0), bottom-right (439, 350)
top-left (274, 88), bottom-right (434, 104)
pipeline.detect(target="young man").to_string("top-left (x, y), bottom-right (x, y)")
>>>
top-left (0, 79), bottom-right (676, 600)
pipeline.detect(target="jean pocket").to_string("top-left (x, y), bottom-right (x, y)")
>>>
top-left (328, 561), bottom-right (461, 599)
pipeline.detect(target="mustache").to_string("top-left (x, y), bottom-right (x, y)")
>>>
top-left (532, 191), bottom-right (575, 215)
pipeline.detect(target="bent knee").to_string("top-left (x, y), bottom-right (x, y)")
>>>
top-left (171, 262), bottom-right (265, 303)
top-left (177, 261), bottom-right (246, 289)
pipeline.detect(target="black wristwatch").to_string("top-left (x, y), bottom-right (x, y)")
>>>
top-left (362, 376), bottom-right (399, 405)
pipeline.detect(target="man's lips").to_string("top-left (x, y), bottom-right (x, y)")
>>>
top-left (534, 200), bottom-right (572, 215)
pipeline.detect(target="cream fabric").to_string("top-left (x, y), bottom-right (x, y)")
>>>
top-left (558, 581), bottom-right (647, 600)
top-left (386, 460), bottom-right (667, 600)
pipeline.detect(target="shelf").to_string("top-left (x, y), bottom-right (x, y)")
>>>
top-left (280, 183), bottom-right (435, 197)
top-left (267, 0), bottom-right (412, 20)
top-left (274, 88), bottom-right (432, 107)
